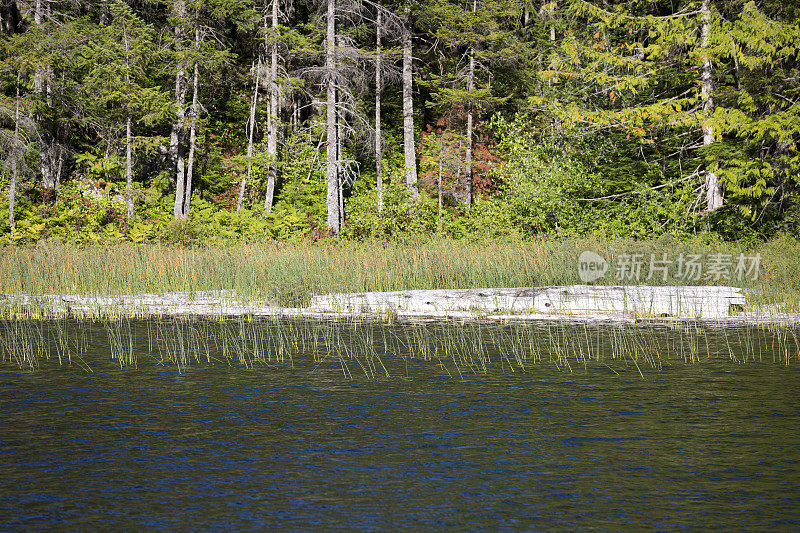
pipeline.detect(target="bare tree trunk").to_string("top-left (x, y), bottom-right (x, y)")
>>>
top-left (375, 9), bottom-right (383, 214)
top-left (437, 136), bottom-right (443, 233)
top-left (54, 148), bottom-right (62, 188)
top-left (465, 0), bottom-right (476, 211)
top-left (172, 0), bottom-right (187, 218)
top-left (337, 95), bottom-right (344, 230)
top-left (9, 70), bottom-right (20, 229)
top-left (700, 0), bottom-right (722, 211)
top-left (38, 136), bottom-right (58, 190)
top-left (33, 0), bottom-right (43, 93)
top-left (1, 0), bottom-right (21, 35)
top-left (184, 54), bottom-right (199, 215)
top-left (238, 61), bottom-right (259, 212)
top-left (123, 30), bottom-right (134, 219)
top-left (34, 0), bottom-right (58, 192)
top-left (126, 114), bottom-right (133, 219)
top-left (325, 0), bottom-right (340, 235)
top-left (402, 11), bottom-right (418, 198)
top-left (8, 156), bottom-right (17, 225)
top-left (264, 0), bottom-right (279, 213)
top-left (9, 157), bottom-right (17, 229)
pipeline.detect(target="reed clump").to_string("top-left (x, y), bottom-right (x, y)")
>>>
top-left (0, 236), bottom-right (795, 315)
top-left (2, 317), bottom-right (797, 378)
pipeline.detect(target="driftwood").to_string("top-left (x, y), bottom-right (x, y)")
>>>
top-left (310, 285), bottom-right (746, 319)
top-left (0, 285), bottom-right (776, 322)
top-left (0, 291), bottom-right (265, 317)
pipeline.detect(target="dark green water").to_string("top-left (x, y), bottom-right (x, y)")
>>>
top-left (1, 320), bottom-right (800, 530)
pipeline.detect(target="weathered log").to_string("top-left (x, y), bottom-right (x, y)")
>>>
top-left (0, 286), bottom-right (762, 321)
top-left (310, 285), bottom-right (746, 318)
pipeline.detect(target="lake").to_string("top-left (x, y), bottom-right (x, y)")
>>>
top-left (1, 319), bottom-right (800, 530)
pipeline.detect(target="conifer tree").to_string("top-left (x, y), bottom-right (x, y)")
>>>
top-left (420, 0), bottom-right (517, 208)
top-left (547, 0), bottom-right (800, 215)
top-left (171, 0), bottom-right (257, 217)
top-left (79, 1), bottom-right (168, 220)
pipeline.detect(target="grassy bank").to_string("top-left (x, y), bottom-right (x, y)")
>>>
top-left (1, 235), bottom-right (799, 310)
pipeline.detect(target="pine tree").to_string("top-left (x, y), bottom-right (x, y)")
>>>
top-left (547, 0), bottom-right (800, 217)
top-left (79, 1), bottom-right (168, 220)
top-left (420, 0), bottom-right (518, 208)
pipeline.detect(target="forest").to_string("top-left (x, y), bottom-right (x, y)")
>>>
top-left (0, 0), bottom-right (799, 245)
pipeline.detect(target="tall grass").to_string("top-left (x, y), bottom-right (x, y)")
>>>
top-left (1, 235), bottom-right (797, 309)
top-left (2, 316), bottom-right (798, 377)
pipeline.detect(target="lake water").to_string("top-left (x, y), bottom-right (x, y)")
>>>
top-left (2, 319), bottom-right (800, 530)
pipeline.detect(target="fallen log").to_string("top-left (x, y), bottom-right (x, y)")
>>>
top-left (310, 285), bottom-right (746, 319)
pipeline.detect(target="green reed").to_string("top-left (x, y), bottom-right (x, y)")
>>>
top-left (2, 316), bottom-right (799, 378)
top-left (1, 236), bottom-right (796, 316)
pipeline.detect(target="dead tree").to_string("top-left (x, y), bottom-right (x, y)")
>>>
top-left (401, 6), bottom-right (418, 198)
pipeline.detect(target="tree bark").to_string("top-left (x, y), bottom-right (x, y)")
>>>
top-left (238, 61), bottom-right (259, 212)
top-left (184, 52), bottom-right (199, 215)
top-left (264, 0), bottom-right (279, 213)
top-left (464, 0), bottom-right (476, 211)
top-left (375, 9), bottom-right (383, 214)
top-left (437, 135), bottom-right (443, 233)
top-left (700, 0), bottom-right (722, 211)
top-left (124, 29), bottom-right (134, 219)
top-left (402, 11), bottom-right (418, 198)
top-left (325, 0), bottom-right (340, 235)
top-left (337, 86), bottom-right (344, 230)
top-left (9, 70), bottom-right (20, 229)
top-left (34, 0), bottom-right (57, 192)
top-left (1, 0), bottom-right (21, 35)
top-left (33, 0), bottom-right (43, 93)
top-left (9, 156), bottom-right (17, 229)
top-left (172, 0), bottom-right (188, 218)
top-left (126, 114), bottom-right (133, 219)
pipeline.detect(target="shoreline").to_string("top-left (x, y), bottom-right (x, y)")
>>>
top-left (1, 288), bottom-right (798, 326)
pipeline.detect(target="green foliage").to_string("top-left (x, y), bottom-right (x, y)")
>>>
top-left (492, 113), bottom-right (698, 238)
top-left (266, 130), bottom-right (328, 234)
top-left (0, 0), bottom-right (798, 245)
top-left (548, 0), bottom-right (800, 236)
top-left (0, 178), bottom-right (127, 245)
top-left (345, 178), bottom-right (439, 239)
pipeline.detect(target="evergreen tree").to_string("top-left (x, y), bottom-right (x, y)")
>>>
top-left (546, 0), bottom-right (800, 220)
top-left (77, 1), bottom-right (169, 219)
top-left (420, 0), bottom-right (518, 208)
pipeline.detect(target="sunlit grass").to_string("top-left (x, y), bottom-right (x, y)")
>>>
top-left (2, 316), bottom-right (798, 377)
top-left (1, 235), bottom-right (796, 313)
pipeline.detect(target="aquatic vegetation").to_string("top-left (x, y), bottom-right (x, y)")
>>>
top-left (1, 317), bottom-right (798, 378)
top-left (1, 237), bottom-right (798, 378)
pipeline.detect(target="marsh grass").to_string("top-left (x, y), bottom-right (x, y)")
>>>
top-left (2, 236), bottom-right (798, 315)
top-left (3, 236), bottom-right (800, 376)
top-left (2, 316), bottom-right (798, 378)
